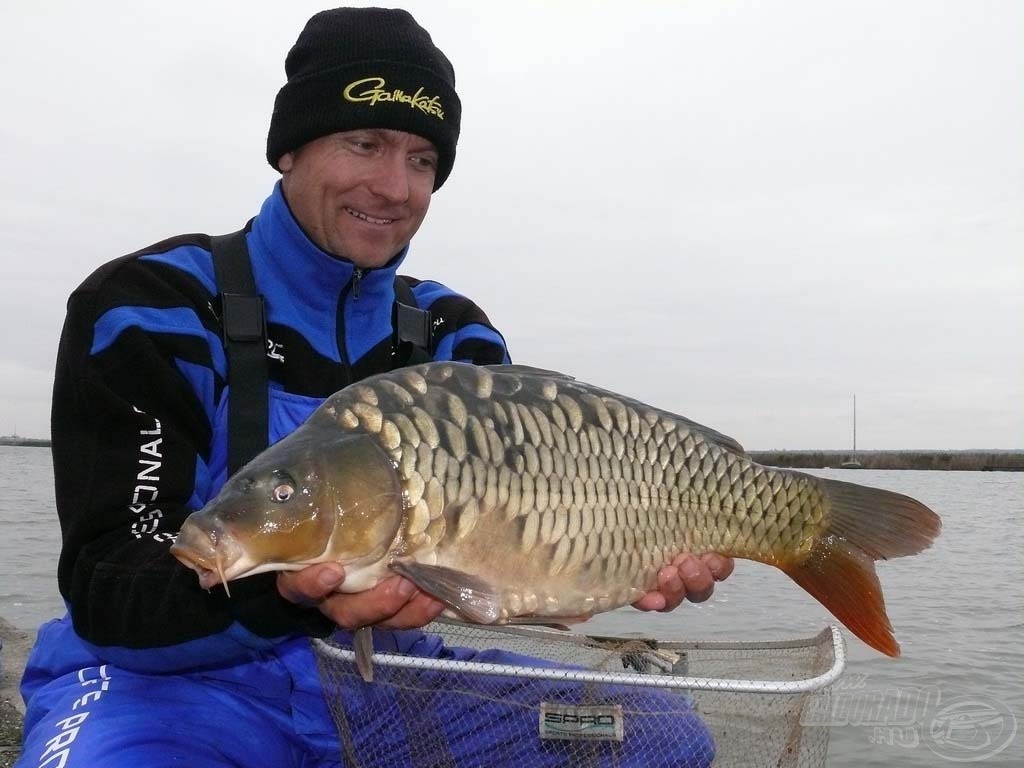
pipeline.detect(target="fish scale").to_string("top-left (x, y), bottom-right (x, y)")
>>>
top-left (172, 362), bottom-right (942, 658)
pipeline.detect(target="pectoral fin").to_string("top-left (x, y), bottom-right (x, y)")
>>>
top-left (389, 559), bottom-right (501, 624)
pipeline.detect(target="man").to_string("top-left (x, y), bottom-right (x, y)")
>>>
top-left (18, 8), bottom-right (733, 766)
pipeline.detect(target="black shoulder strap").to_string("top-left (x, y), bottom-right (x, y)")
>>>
top-left (210, 230), bottom-right (268, 475)
top-left (392, 276), bottom-right (435, 365)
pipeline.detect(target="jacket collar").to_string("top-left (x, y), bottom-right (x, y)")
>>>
top-left (250, 181), bottom-right (409, 294)
top-left (246, 182), bottom-right (412, 365)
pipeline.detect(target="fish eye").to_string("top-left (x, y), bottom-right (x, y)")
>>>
top-left (272, 483), bottom-right (295, 503)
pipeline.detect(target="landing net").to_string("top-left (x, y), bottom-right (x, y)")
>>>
top-left (313, 621), bottom-right (844, 767)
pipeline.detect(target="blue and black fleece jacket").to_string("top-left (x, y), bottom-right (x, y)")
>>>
top-left (50, 183), bottom-right (509, 671)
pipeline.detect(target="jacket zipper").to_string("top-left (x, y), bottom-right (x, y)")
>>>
top-left (335, 268), bottom-right (364, 382)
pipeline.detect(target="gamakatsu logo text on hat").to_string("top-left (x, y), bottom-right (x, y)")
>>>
top-left (343, 77), bottom-right (445, 120)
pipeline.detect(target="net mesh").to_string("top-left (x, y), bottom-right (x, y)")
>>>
top-left (312, 621), bottom-right (841, 768)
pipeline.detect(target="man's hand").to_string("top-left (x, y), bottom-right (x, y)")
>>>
top-left (631, 553), bottom-right (735, 612)
top-left (278, 563), bottom-right (446, 630)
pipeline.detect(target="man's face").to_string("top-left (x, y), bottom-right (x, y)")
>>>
top-left (279, 129), bottom-right (438, 269)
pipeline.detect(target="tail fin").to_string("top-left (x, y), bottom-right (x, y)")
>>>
top-left (777, 478), bottom-right (941, 657)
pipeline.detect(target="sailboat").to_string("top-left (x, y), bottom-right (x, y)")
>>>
top-left (840, 395), bottom-right (862, 468)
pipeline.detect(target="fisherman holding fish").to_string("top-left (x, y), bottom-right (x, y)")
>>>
top-left (16, 7), bottom-right (736, 767)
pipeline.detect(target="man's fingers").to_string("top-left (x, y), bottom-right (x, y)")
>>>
top-left (677, 554), bottom-right (714, 604)
top-left (317, 576), bottom-right (446, 630)
top-left (277, 564), bottom-right (345, 606)
top-left (632, 551), bottom-right (734, 613)
top-left (701, 553), bottom-right (735, 582)
top-left (322, 575), bottom-right (414, 628)
top-left (656, 562), bottom-right (688, 612)
top-left (374, 590), bottom-right (448, 630)
top-left (277, 567), bottom-right (445, 631)
top-left (630, 591), bottom-right (668, 612)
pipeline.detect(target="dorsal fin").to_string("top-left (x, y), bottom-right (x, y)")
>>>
top-left (673, 415), bottom-right (747, 456)
top-left (486, 363), bottom-right (745, 455)
top-left (485, 364), bottom-right (576, 380)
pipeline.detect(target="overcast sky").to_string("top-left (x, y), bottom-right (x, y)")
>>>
top-left (1, 0), bottom-right (1020, 449)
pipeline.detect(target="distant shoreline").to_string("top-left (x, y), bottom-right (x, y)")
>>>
top-left (2, 438), bottom-right (1021, 471)
top-left (0, 438), bottom-right (49, 449)
top-left (749, 450), bottom-right (1024, 472)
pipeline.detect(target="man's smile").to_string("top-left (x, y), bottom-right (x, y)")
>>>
top-left (344, 206), bottom-right (395, 225)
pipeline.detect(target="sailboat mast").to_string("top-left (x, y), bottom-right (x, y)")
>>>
top-left (853, 395), bottom-right (857, 452)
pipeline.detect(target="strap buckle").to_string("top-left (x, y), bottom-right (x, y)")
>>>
top-left (220, 293), bottom-right (266, 343)
top-left (394, 302), bottom-right (434, 355)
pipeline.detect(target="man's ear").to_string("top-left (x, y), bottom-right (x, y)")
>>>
top-left (278, 152), bottom-right (295, 173)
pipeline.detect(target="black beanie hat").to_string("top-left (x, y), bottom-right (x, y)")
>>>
top-left (267, 7), bottom-right (461, 190)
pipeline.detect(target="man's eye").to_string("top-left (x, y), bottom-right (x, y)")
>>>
top-left (410, 155), bottom-right (437, 170)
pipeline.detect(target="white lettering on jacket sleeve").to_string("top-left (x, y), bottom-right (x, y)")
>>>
top-left (128, 406), bottom-right (172, 542)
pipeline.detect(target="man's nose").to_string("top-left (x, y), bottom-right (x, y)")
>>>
top-left (367, 154), bottom-right (410, 203)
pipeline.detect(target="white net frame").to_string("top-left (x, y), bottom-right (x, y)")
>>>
top-left (312, 621), bottom-right (846, 767)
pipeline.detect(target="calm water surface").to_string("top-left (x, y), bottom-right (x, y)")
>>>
top-left (1, 446), bottom-right (1021, 765)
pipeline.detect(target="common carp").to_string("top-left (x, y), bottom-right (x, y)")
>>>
top-left (171, 362), bottom-right (941, 657)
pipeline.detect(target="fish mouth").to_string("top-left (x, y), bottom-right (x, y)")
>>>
top-left (190, 563), bottom-right (232, 592)
top-left (170, 521), bottom-right (248, 594)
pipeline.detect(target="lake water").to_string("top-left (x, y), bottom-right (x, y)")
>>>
top-left (1, 445), bottom-right (1021, 765)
